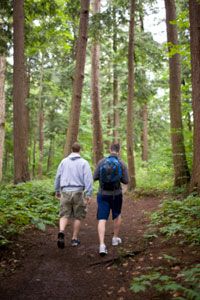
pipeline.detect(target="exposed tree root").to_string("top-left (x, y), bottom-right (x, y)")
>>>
top-left (89, 249), bottom-right (146, 267)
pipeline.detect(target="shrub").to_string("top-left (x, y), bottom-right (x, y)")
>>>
top-left (0, 180), bottom-right (59, 247)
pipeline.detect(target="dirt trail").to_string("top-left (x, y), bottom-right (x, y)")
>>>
top-left (0, 195), bottom-right (163, 299)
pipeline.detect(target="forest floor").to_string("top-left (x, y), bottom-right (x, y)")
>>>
top-left (0, 193), bottom-right (199, 300)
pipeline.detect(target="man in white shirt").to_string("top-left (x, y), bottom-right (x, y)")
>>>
top-left (55, 142), bottom-right (93, 248)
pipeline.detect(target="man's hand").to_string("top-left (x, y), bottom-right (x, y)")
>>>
top-left (55, 191), bottom-right (61, 199)
top-left (84, 196), bottom-right (92, 205)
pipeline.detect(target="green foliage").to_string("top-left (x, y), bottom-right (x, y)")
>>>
top-left (0, 180), bottom-right (59, 247)
top-left (136, 146), bottom-right (173, 191)
top-left (0, 0), bottom-right (12, 55)
top-left (150, 195), bottom-right (200, 244)
top-left (2, 0), bottom-right (192, 192)
top-left (131, 265), bottom-right (200, 300)
top-left (25, 0), bottom-right (75, 55)
top-left (3, 0), bottom-right (81, 180)
top-left (162, 254), bottom-right (177, 262)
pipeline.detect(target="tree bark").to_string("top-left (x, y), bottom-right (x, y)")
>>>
top-left (113, 6), bottom-right (120, 143)
top-left (38, 107), bottom-right (44, 177)
top-left (164, 0), bottom-right (190, 187)
top-left (47, 136), bottom-right (54, 173)
top-left (13, 0), bottom-right (30, 183)
top-left (126, 0), bottom-right (136, 190)
top-left (32, 125), bottom-right (37, 179)
top-left (141, 103), bottom-right (148, 161)
top-left (139, 13), bottom-right (148, 162)
top-left (0, 56), bottom-right (6, 181)
top-left (4, 147), bottom-right (8, 176)
top-left (37, 55), bottom-right (44, 178)
top-left (64, 0), bottom-right (90, 156)
top-left (189, 0), bottom-right (200, 193)
top-left (105, 98), bottom-right (112, 153)
top-left (91, 0), bottom-right (104, 165)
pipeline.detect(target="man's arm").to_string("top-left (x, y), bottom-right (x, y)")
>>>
top-left (54, 162), bottom-right (62, 196)
top-left (120, 161), bottom-right (129, 184)
top-left (83, 161), bottom-right (93, 197)
top-left (93, 158), bottom-right (104, 181)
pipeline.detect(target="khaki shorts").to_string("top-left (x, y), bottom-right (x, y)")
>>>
top-left (60, 191), bottom-right (87, 220)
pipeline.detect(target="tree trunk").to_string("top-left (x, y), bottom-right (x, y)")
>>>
top-left (164, 0), bottom-right (190, 187)
top-left (187, 112), bottom-right (192, 132)
top-left (141, 103), bottom-right (148, 161)
top-left (139, 13), bottom-right (148, 162)
top-left (32, 125), bottom-right (37, 178)
top-left (38, 107), bottom-right (44, 177)
top-left (91, 0), bottom-right (103, 165)
top-left (126, 0), bottom-right (136, 190)
top-left (64, 0), bottom-right (90, 156)
top-left (37, 55), bottom-right (44, 178)
top-left (47, 136), bottom-right (54, 173)
top-left (0, 56), bottom-right (6, 181)
top-left (189, 0), bottom-right (200, 193)
top-left (113, 6), bottom-right (120, 143)
top-left (3, 147), bottom-right (8, 176)
top-left (13, 0), bottom-right (30, 183)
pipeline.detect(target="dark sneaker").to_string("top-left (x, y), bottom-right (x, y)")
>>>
top-left (57, 232), bottom-right (65, 249)
top-left (99, 244), bottom-right (108, 256)
top-left (71, 239), bottom-right (80, 247)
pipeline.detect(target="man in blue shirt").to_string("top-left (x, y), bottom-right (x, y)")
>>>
top-left (55, 142), bottom-right (93, 248)
top-left (93, 143), bottom-right (129, 256)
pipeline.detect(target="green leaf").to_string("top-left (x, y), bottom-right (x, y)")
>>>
top-left (35, 222), bottom-right (46, 231)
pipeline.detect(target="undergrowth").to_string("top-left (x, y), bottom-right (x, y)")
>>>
top-left (136, 154), bottom-right (173, 192)
top-left (132, 188), bottom-right (200, 298)
top-left (149, 194), bottom-right (200, 244)
top-left (0, 180), bottom-right (59, 247)
top-left (130, 264), bottom-right (200, 300)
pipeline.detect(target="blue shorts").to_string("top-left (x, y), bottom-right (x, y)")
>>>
top-left (97, 193), bottom-right (122, 220)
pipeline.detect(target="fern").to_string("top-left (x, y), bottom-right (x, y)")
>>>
top-left (130, 265), bottom-right (200, 300)
top-left (150, 196), bottom-right (200, 244)
top-left (0, 180), bottom-right (59, 246)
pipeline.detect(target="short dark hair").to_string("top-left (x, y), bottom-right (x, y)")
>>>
top-left (72, 142), bottom-right (81, 153)
top-left (110, 143), bottom-right (120, 153)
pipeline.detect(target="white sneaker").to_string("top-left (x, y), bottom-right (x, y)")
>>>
top-left (112, 237), bottom-right (122, 246)
top-left (99, 244), bottom-right (108, 256)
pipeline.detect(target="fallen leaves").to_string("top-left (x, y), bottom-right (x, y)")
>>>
top-left (118, 286), bottom-right (126, 293)
top-left (171, 265), bottom-right (181, 272)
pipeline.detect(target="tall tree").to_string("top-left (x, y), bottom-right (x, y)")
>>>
top-left (139, 11), bottom-right (148, 162)
top-left (64, 0), bottom-right (90, 156)
top-left (189, 0), bottom-right (200, 194)
top-left (141, 103), bottom-right (148, 161)
top-left (13, 0), bottom-right (30, 183)
top-left (47, 135), bottom-right (54, 173)
top-left (0, 1), bottom-right (10, 181)
top-left (127, 0), bottom-right (136, 190)
top-left (37, 54), bottom-right (44, 178)
top-left (91, 0), bottom-right (103, 165)
top-left (0, 56), bottom-right (6, 181)
top-left (164, 0), bottom-right (190, 187)
top-left (113, 5), bottom-right (120, 143)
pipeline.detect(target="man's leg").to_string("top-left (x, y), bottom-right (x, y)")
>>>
top-left (59, 216), bottom-right (68, 232)
top-left (113, 214), bottom-right (121, 237)
top-left (97, 193), bottom-right (109, 255)
top-left (57, 216), bottom-right (68, 249)
top-left (72, 219), bottom-right (81, 240)
top-left (98, 219), bottom-right (108, 256)
top-left (98, 219), bottom-right (107, 245)
top-left (57, 192), bottom-right (72, 249)
top-left (112, 194), bottom-right (123, 246)
top-left (71, 191), bottom-right (86, 246)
